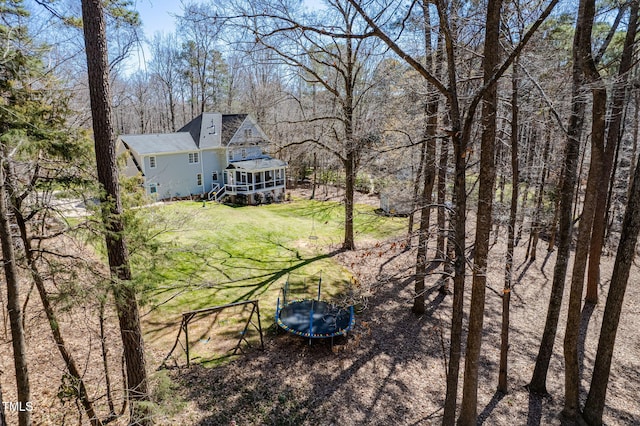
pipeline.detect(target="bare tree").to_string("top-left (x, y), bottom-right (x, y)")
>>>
top-left (347, 1), bottom-right (559, 421)
top-left (149, 33), bottom-right (182, 132)
top-left (562, 0), bottom-right (608, 417)
top-left (583, 16), bottom-right (640, 417)
top-left (458, 0), bottom-right (503, 422)
top-left (586, 1), bottom-right (638, 304)
top-left (527, 0), bottom-right (591, 396)
top-left (499, 55), bottom-right (520, 393)
top-left (223, 0), bottom-right (387, 250)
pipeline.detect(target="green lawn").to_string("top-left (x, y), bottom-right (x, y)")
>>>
top-left (132, 197), bottom-right (407, 352)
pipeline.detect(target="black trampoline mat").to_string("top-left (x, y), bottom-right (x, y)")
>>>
top-left (277, 300), bottom-right (354, 338)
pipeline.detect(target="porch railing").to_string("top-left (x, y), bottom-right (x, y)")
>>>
top-left (225, 179), bottom-right (285, 194)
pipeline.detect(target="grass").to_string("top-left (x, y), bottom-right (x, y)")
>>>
top-left (132, 197), bottom-right (407, 360)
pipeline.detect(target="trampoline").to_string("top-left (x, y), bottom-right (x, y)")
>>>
top-left (275, 276), bottom-right (355, 339)
top-left (276, 299), bottom-right (354, 338)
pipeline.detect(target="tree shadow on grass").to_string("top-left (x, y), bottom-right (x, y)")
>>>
top-left (230, 248), bottom-right (344, 303)
top-left (172, 272), bottom-right (451, 426)
top-left (145, 246), bottom-right (343, 354)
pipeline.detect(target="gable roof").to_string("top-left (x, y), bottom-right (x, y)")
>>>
top-left (119, 113), bottom-right (261, 155)
top-left (221, 114), bottom-right (248, 145)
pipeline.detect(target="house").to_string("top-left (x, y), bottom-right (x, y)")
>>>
top-left (119, 113), bottom-right (287, 204)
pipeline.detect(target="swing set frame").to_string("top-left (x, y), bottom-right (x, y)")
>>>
top-left (160, 299), bottom-right (264, 368)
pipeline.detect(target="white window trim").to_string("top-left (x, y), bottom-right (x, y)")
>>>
top-left (196, 173), bottom-right (202, 186)
top-left (149, 156), bottom-right (156, 168)
top-left (189, 152), bottom-right (200, 164)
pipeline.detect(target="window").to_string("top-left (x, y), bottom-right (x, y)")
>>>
top-left (228, 150), bottom-right (233, 161)
top-left (244, 128), bottom-right (252, 139)
top-left (189, 152), bottom-right (199, 164)
top-left (212, 171), bottom-right (218, 181)
top-left (197, 174), bottom-right (202, 186)
top-left (241, 148), bottom-right (247, 159)
top-left (149, 156), bottom-right (156, 168)
top-left (149, 183), bottom-right (157, 194)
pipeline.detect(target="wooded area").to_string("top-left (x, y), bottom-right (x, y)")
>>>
top-left (1, 0), bottom-right (640, 424)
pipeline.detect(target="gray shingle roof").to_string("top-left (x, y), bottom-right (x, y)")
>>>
top-left (177, 114), bottom-right (203, 144)
top-left (120, 133), bottom-right (197, 155)
top-left (120, 113), bottom-right (255, 154)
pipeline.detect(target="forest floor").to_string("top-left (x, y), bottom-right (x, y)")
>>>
top-left (1, 189), bottom-right (639, 425)
top-left (164, 230), bottom-right (640, 426)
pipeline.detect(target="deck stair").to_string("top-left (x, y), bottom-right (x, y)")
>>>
top-left (208, 184), bottom-right (226, 202)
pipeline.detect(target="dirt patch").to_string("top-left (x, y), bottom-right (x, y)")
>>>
top-left (289, 186), bottom-right (381, 207)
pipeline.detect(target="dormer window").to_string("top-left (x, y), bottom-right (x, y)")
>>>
top-left (189, 152), bottom-right (199, 164)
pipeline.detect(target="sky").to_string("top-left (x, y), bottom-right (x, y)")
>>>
top-left (133, 0), bottom-right (183, 40)
top-left (126, 0), bottom-right (325, 74)
top-left (132, 0), bottom-right (325, 40)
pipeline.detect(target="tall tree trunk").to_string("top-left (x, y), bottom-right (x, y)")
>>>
top-left (413, 2), bottom-right (440, 314)
top-left (80, 1), bottom-right (151, 424)
top-left (516, 126), bottom-right (535, 244)
top-left (586, 0), bottom-right (638, 304)
top-left (563, 0), bottom-right (605, 418)
top-left (528, 1), bottom-right (588, 394)
top-left (413, 98), bottom-right (438, 314)
top-left (439, 6), bottom-right (467, 423)
top-left (436, 133), bottom-right (449, 260)
top-left (499, 57), bottom-right (520, 393)
top-left (458, 0), bottom-right (502, 422)
top-left (528, 127), bottom-right (552, 261)
top-left (547, 189), bottom-right (561, 252)
top-left (408, 139), bottom-right (428, 248)
top-left (627, 92), bottom-right (640, 202)
top-left (342, 150), bottom-right (356, 250)
top-left (0, 151), bottom-right (31, 426)
top-left (311, 152), bottom-right (318, 200)
top-left (99, 298), bottom-right (117, 417)
top-left (582, 77), bottom-right (640, 424)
